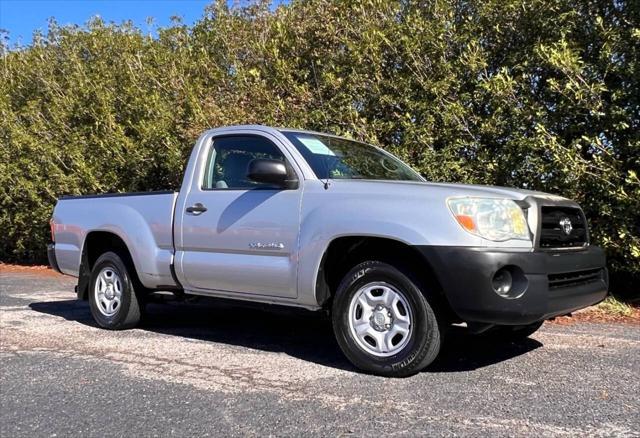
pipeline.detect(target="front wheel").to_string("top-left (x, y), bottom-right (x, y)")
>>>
top-left (332, 261), bottom-right (442, 377)
top-left (89, 251), bottom-right (142, 330)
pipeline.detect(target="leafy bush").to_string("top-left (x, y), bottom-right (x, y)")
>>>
top-left (1, 0), bottom-right (638, 297)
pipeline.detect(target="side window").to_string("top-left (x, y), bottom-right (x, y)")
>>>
top-left (203, 135), bottom-right (288, 190)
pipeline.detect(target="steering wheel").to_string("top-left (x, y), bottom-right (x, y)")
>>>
top-left (380, 157), bottom-right (400, 173)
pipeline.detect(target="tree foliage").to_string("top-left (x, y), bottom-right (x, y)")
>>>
top-left (1, 0), bottom-right (638, 295)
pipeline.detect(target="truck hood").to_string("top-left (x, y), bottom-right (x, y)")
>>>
top-left (329, 179), bottom-right (570, 202)
top-left (420, 181), bottom-right (569, 202)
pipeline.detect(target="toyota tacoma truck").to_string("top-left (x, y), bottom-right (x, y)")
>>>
top-left (48, 125), bottom-right (608, 377)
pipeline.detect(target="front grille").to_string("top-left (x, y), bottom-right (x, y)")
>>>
top-left (539, 206), bottom-right (588, 249)
top-left (548, 268), bottom-right (603, 289)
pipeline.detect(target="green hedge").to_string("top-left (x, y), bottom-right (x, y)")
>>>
top-left (1, 0), bottom-right (638, 297)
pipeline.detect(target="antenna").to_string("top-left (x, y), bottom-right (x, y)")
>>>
top-left (311, 60), bottom-right (331, 190)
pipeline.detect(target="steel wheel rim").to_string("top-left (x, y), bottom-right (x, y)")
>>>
top-left (348, 281), bottom-right (413, 357)
top-left (94, 267), bottom-right (123, 317)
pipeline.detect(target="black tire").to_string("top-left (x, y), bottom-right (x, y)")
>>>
top-left (88, 251), bottom-right (142, 330)
top-left (332, 261), bottom-right (442, 377)
top-left (487, 321), bottom-right (544, 341)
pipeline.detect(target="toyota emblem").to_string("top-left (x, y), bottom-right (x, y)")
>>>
top-left (559, 217), bottom-right (573, 235)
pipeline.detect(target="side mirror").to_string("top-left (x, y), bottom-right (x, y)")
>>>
top-left (247, 159), bottom-right (298, 189)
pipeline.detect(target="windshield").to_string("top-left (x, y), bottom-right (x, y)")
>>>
top-left (282, 132), bottom-right (423, 181)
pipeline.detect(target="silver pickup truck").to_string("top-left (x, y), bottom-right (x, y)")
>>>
top-left (48, 125), bottom-right (608, 376)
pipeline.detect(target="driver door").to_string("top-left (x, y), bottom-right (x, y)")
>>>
top-left (175, 134), bottom-right (302, 298)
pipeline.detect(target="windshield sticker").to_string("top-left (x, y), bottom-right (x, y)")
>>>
top-left (298, 136), bottom-right (335, 155)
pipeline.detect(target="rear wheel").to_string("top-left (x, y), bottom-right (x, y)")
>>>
top-left (332, 261), bottom-right (442, 377)
top-left (89, 251), bottom-right (142, 330)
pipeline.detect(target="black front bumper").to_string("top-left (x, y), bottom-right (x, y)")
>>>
top-left (47, 243), bottom-right (62, 274)
top-left (418, 245), bottom-right (608, 325)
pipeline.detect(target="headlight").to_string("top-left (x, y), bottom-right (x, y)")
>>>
top-left (447, 198), bottom-right (530, 241)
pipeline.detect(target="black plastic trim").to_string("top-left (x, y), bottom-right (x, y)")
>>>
top-left (416, 245), bottom-right (608, 325)
top-left (47, 243), bottom-right (62, 274)
top-left (169, 262), bottom-right (183, 291)
top-left (76, 243), bottom-right (92, 300)
top-left (60, 190), bottom-right (176, 200)
top-left (548, 268), bottom-right (602, 289)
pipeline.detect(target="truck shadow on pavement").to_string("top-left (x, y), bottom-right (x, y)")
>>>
top-left (29, 298), bottom-right (542, 374)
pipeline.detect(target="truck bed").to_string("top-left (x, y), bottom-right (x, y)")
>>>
top-left (51, 191), bottom-right (179, 288)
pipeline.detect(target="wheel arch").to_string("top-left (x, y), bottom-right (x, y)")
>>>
top-left (77, 231), bottom-right (141, 300)
top-left (314, 236), bottom-right (452, 317)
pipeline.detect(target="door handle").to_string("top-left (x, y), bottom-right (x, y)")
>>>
top-left (186, 203), bottom-right (207, 215)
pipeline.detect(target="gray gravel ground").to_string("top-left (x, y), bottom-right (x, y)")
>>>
top-left (1, 270), bottom-right (639, 437)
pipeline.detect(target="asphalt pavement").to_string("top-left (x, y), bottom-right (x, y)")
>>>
top-left (1, 270), bottom-right (638, 437)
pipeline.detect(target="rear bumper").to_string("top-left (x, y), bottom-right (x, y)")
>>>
top-left (417, 245), bottom-right (608, 325)
top-left (47, 243), bottom-right (62, 274)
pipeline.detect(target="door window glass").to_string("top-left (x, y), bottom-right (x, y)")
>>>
top-left (203, 135), bottom-right (288, 190)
